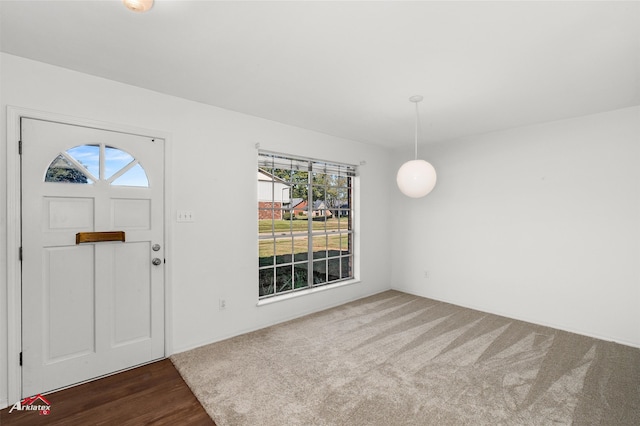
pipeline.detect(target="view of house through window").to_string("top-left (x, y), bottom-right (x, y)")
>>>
top-left (258, 152), bottom-right (356, 298)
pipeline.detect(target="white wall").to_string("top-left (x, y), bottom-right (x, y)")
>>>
top-left (0, 53), bottom-right (393, 406)
top-left (2, 51), bottom-right (638, 409)
top-left (391, 106), bottom-right (640, 348)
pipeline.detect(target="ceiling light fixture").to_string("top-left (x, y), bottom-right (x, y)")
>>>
top-left (123, 0), bottom-right (154, 13)
top-left (396, 95), bottom-right (437, 198)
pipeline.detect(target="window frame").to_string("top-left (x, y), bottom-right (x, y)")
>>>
top-left (258, 151), bottom-right (357, 300)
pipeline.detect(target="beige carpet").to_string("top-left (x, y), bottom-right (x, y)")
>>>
top-left (171, 291), bottom-right (640, 425)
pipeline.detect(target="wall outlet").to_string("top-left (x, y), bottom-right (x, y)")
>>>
top-left (219, 299), bottom-right (226, 310)
top-left (177, 210), bottom-right (194, 222)
top-left (423, 270), bottom-right (430, 279)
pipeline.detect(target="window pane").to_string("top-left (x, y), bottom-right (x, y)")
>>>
top-left (341, 256), bottom-right (353, 280)
top-left (293, 236), bottom-right (309, 262)
top-left (311, 191), bottom-right (331, 222)
top-left (327, 234), bottom-right (342, 258)
top-left (111, 163), bottom-right (149, 187)
top-left (259, 240), bottom-right (275, 267)
top-left (45, 155), bottom-right (93, 184)
top-left (341, 233), bottom-right (352, 255)
top-left (336, 187), bottom-right (350, 206)
top-left (337, 211), bottom-right (350, 230)
top-left (325, 218), bottom-right (339, 234)
top-left (291, 184), bottom-right (308, 207)
top-left (259, 269), bottom-right (275, 297)
top-left (294, 264), bottom-right (309, 289)
top-left (273, 215), bottom-right (295, 231)
top-left (275, 266), bottom-right (293, 293)
top-left (291, 170), bottom-right (309, 184)
top-left (312, 235), bottom-right (327, 259)
top-left (312, 187), bottom-right (326, 205)
top-left (258, 217), bottom-right (275, 235)
top-left (280, 209), bottom-right (294, 223)
top-left (312, 171), bottom-right (327, 186)
top-left (328, 234), bottom-right (351, 257)
top-left (67, 145), bottom-right (99, 179)
top-left (104, 145), bottom-right (134, 180)
top-left (274, 237), bottom-right (293, 265)
top-left (328, 258), bottom-right (341, 282)
top-left (259, 203), bottom-right (280, 222)
top-left (273, 168), bottom-right (291, 183)
top-left (312, 260), bottom-right (327, 284)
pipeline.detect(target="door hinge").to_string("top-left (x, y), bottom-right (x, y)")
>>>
top-left (19, 352), bottom-right (22, 366)
top-left (19, 247), bottom-right (23, 261)
top-left (18, 140), bottom-right (22, 155)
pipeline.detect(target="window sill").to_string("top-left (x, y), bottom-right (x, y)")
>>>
top-left (256, 279), bottom-right (361, 307)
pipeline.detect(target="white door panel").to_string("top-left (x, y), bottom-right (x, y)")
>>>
top-left (44, 245), bottom-right (95, 360)
top-left (112, 242), bottom-right (152, 345)
top-left (21, 118), bottom-right (164, 397)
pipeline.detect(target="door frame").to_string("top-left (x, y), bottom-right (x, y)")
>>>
top-left (5, 106), bottom-right (173, 404)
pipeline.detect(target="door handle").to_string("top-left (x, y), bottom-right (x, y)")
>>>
top-left (152, 258), bottom-right (162, 266)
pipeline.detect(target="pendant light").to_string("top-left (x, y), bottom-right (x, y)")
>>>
top-left (396, 95), bottom-right (437, 198)
top-left (123, 0), bottom-right (154, 13)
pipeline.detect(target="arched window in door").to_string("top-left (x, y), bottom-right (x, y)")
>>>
top-left (45, 144), bottom-right (149, 187)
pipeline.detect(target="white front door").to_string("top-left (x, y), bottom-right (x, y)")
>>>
top-left (20, 118), bottom-right (165, 397)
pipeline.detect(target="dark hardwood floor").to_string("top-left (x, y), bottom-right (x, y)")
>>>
top-left (0, 359), bottom-right (215, 425)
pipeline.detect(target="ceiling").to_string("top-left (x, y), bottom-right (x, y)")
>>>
top-left (1, 1), bottom-right (638, 149)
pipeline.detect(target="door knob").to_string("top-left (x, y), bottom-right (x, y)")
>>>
top-left (152, 244), bottom-right (161, 251)
top-left (152, 258), bottom-right (162, 266)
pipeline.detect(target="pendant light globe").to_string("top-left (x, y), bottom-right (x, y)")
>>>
top-left (396, 159), bottom-right (437, 198)
top-left (123, 0), bottom-right (153, 12)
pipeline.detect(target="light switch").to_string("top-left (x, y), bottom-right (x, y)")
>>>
top-left (177, 210), bottom-right (194, 222)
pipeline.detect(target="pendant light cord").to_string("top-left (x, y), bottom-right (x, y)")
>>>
top-left (409, 94), bottom-right (424, 161)
top-left (414, 100), bottom-right (419, 160)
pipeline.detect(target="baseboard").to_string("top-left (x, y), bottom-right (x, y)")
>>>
top-left (392, 287), bottom-right (640, 350)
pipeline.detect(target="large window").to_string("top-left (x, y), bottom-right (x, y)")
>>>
top-left (258, 152), bottom-right (356, 299)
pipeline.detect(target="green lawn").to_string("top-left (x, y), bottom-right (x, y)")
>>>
top-left (259, 234), bottom-right (350, 258)
top-left (258, 218), bottom-right (348, 234)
